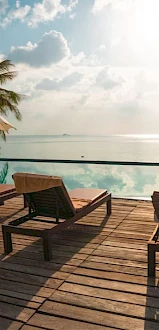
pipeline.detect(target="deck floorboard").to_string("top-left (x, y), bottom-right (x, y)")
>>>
top-left (0, 195), bottom-right (158, 329)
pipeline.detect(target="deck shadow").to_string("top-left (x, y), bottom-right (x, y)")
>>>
top-left (0, 197), bottom-right (110, 329)
top-left (144, 271), bottom-right (159, 329)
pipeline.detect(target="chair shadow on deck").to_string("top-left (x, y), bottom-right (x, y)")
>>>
top-left (0, 196), bottom-right (111, 329)
top-left (144, 276), bottom-right (159, 330)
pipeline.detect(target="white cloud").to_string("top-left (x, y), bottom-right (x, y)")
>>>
top-left (67, 0), bottom-right (78, 11)
top-left (9, 30), bottom-right (70, 67)
top-left (0, 0), bottom-right (8, 14)
top-left (69, 13), bottom-right (76, 19)
top-left (28, 0), bottom-right (78, 27)
top-left (95, 67), bottom-right (125, 89)
top-left (11, 5), bottom-right (30, 20)
top-left (28, 0), bottom-right (64, 27)
top-left (0, 52), bottom-right (5, 61)
top-left (36, 72), bottom-right (83, 90)
top-left (0, 4), bottom-right (31, 27)
top-left (16, 0), bottom-right (20, 9)
top-left (92, 0), bottom-right (134, 13)
top-left (0, 0), bottom-right (78, 28)
top-left (4, 46), bottom-right (159, 136)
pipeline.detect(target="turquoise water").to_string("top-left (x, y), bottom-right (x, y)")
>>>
top-left (0, 134), bottom-right (159, 198)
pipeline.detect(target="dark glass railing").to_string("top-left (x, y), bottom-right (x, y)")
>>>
top-left (0, 158), bottom-right (158, 199)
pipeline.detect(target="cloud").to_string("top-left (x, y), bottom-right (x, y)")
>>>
top-left (92, 0), bottom-right (134, 13)
top-left (0, 0), bottom-right (8, 14)
top-left (132, 168), bottom-right (156, 193)
top-left (16, 0), bottom-right (20, 9)
top-left (69, 13), bottom-right (76, 19)
top-left (28, 0), bottom-right (78, 27)
top-left (95, 67), bottom-right (124, 89)
top-left (67, 0), bottom-right (78, 11)
top-left (0, 52), bottom-right (5, 61)
top-left (0, 0), bottom-right (78, 28)
top-left (9, 30), bottom-right (70, 67)
top-left (28, 0), bottom-right (65, 27)
top-left (1, 4), bottom-right (31, 27)
top-left (36, 72), bottom-right (83, 90)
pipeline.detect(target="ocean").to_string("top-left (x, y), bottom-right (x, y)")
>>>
top-left (0, 134), bottom-right (159, 199)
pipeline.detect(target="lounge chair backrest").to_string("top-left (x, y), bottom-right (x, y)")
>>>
top-left (13, 173), bottom-right (76, 219)
top-left (152, 191), bottom-right (159, 220)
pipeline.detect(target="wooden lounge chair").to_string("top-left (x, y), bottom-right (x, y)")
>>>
top-left (2, 173), bottom-right (111, 260)
top-left (0, 184), bottom-right (26, 206)
top-left (148, 191), bottom-right (159, 276)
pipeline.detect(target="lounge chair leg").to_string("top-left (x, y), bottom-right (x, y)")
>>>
top-left (2, 226), bottom-right (13, 253)
top-left (107, 196), bottom-right (111, 215)
top-left (42, 231), bottom-right (52, 261)
top-left (23, 195), bottom-right (27, 208)
top-left (148, 243), bottom-right (156, 277)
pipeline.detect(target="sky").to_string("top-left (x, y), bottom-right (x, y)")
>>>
top-left (1, 0), bottom-right (159, 135)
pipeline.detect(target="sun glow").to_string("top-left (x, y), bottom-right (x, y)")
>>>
top-left (128, 0), bottom-right (159, 64)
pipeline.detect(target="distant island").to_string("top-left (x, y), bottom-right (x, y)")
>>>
top-left (62, 134), bottom-right (70, 136)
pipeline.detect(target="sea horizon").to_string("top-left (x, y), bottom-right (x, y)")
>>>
top-left (7, 133), bottom-right (159, 137)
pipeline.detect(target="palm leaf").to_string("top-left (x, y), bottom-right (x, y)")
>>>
top-left (0, 59), bottom-right (24, 140)
top-left (0, 72), bottom-right (17, 84)
top-left (0, 162), bottom-right (8, 183)
top-left (0, 60), bottom-right (15, 73)
top-left (0, 131), bottom-right (6, 141)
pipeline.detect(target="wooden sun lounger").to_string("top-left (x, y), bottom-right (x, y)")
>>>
top-left (2, 173), bottom-right (111, 261)
top-left (148, 191), bottom-right (159, 276)
top-left (0, 184), bottom-right (26, 206)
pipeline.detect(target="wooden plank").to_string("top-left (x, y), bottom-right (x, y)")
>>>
top-left (73, 267), bottom-right (151, 286)
top-left (86, 255), bottom-right (147, 269)
top-left (3, 252), bottom-right (83, 267)
top-left (0, 294), bottom-right (40, 309)
top-left (0, 261), bottom-right (70, 280)
top-left (110, 230), bottom-right (150, 240)
top-left (1, 246), bottom-right (89, 261)
top-left (0, 268), bottom-right (63, 289)
top-left (0, 301), bottom-right (35, 322)
top-left (59, 282), bottom-right (159, 308)
top-left (0, 288), bottom-right (45, 304)
top-left (0, 317), bottom-right (22, 330)
top-left (2, 256), bottom-right (76, 273)
top-left (28, 312), bottom-right (118, 330)
top-left (0, 278), bottom-right (54, 297)
top-left (92, 246), bottom-right (148, 262)
top-left (101, 238), bottom-right (147, 250)
top-left (50, 290), bottom-right (159, 320)
top-left (21, 326), bottom-right (46, 330)
top-left (80, 260), bottom-right (147, 276)
top-left (39, 300), bottom-right (159, 330)
top-left (65, 274), bottom-right (159, 297)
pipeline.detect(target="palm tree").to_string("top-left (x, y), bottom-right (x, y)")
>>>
top-left (0, 59), bottom-right (23, 140)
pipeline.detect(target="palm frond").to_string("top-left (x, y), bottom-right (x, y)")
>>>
top-left (0, 131), bottom-right (6, 141)
top-left (0, 60), bottom-right (15, 73)
top-left (0, 89), bottom-right (24, 120)
top-left (0, 71), bottom-right (17, 85)
top-left (0, 162), bottom-right (8, 183)
top-left (0, 59), bottom-right (24, 125)
top-left (0, 96), bottom-right (22, 120)
top-left (0, 88), bottom-right (24, 104)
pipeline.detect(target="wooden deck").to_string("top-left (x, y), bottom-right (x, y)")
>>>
top-left (0, 196), bottom-right (159, 330)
